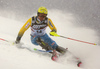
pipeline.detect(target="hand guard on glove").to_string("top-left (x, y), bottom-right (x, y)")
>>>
top-left (49, 30), bottom-right (60, 37)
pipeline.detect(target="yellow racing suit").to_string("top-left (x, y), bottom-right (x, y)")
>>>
top-left (16, 16), bottom-right (58, 49)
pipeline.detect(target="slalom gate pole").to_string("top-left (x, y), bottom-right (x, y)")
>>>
top-left (59, 35), bottom-right (97, 45)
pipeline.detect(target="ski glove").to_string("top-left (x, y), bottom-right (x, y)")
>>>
top-left (15, 36), bottom-right (21, 44)
top-left (15, 40), bottom-right (20, 44)
top-left (49, 31), bottom-right (60, 37)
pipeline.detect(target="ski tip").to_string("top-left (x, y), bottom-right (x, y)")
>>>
top-left (51, 55), bottom-right (58, 61)
top-left (77, 62), bottom-right (82, 67)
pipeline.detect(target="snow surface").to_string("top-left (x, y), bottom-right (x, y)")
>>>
top-left (0, 11), bottom-right (100, 69)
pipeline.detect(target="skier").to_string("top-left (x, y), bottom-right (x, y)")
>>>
top-left (15, 6), bottom-right (67, 60)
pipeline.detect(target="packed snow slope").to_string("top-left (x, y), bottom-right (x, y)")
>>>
top-left (0, 10), bottom-right (100, 69)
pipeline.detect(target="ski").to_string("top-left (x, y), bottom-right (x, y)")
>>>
top-left (0, 38), bottom-right (82, 67)
top-left (33, 48), bottom-right (52, 52)
top-left (51, 48), bottom-right (82, 67)
top-left (51, 55), bottom-right (58, 61)
top-left (77, 61), bottom-right (82, 67)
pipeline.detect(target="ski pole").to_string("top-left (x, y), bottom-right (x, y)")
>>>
top-left (0, 38), bottom-right (15, 45)
top-left (0, 38), bottom-right (9, 42)
top-left (59, 35), bottom-right (97, 45)
top-left (0, 38), bottom-right (52, 52)
top-left (50, 32), bottom-right (97, 45)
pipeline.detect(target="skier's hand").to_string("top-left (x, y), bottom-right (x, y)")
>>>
top-left (50, 31), bottom-right (56, 36)
top-left (13, 41), bottom-right (24, 48)
top-left (49, 31), bottom-right (60, 37)
top-left (15, 36), bottom-right (21, 44)
top-left (15, 40), bottom-right (20, 44)
top-left (12, 40), bottom-right (20, 45)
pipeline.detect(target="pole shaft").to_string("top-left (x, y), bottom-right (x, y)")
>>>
top-left (0, 38), bottom-right (8, 42)
top-left (60, 36), bottom-right (96, 45)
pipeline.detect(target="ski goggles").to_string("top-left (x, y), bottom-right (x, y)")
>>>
top-left (39, 14), bottom-right (47, 18)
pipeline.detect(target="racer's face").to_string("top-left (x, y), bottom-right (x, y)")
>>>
top-left (38, 13), bottom-right (47, 21)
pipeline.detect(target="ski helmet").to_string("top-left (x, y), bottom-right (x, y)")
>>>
top-left (37, 6), bottom-right (48, 14)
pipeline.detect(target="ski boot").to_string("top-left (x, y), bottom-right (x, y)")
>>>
top-left (56, 46), bottom-right (67, 55)
top-left (51, 46), bottom-right (67, 61)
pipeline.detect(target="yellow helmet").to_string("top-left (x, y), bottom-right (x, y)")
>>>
top-left (38, 6), bottom-right (48, 14)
